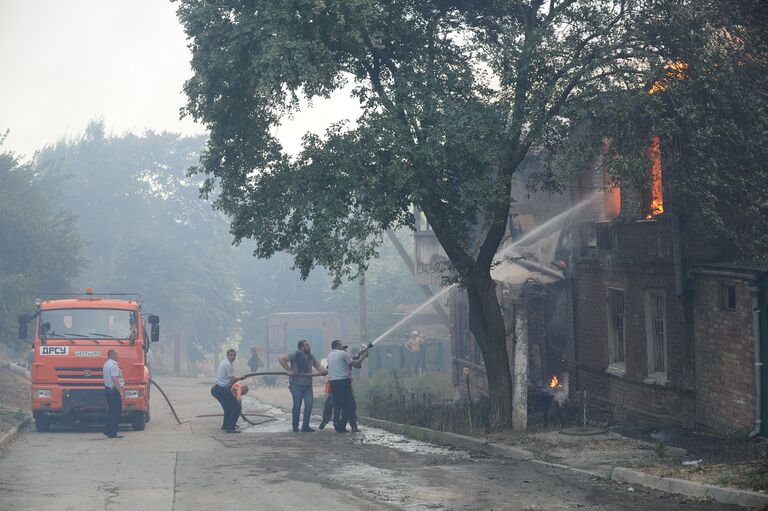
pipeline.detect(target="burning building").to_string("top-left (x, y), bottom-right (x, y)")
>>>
top-left (569, 139), bottom-right (768, 435)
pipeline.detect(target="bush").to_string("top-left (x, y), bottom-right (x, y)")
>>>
top-left (356, 370), bottom-right (491, 435)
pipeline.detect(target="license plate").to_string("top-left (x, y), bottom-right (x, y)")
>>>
top-left (75, 351), bottom-right (101, 357)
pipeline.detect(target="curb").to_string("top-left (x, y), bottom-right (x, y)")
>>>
top-left (0, 418), bottom-right (31, 450)
top-left (612, 467), bottom-right (768, 509)
top-left (360, 417), bottom-right (767, 509)
top-left (359, 417), bottom-right (534, 460)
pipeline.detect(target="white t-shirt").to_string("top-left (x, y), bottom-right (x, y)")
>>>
top-left (327, 349), bottom-right (352, 381)
top-left (215, 359), bottom-right (234, 387)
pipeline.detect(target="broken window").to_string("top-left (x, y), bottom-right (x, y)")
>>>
top-left (645, 136), bottom-right (664, 219)
top-left (645, 291), bottom-right (667, 377)
top-left (608, 289), bottom-right (626, 367)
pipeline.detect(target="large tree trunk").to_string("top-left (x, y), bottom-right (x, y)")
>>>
top-left (466, 269), bottom-right (514, 429)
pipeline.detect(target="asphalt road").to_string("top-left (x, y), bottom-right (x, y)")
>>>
top-left (0, 376), bottom-right (743, 511)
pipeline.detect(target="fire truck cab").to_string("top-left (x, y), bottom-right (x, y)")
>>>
top-left (18, 289), bottom-right (159, 432)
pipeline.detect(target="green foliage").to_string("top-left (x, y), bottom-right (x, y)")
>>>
top-left (177, 0), bottom-right (658, 425)
top-left (177, 0), bottom-right (653, 282)
top-left (356, 370), bottom-right (492, 434)
top-left (35, 122), bottom-right (243, 356)
top-left (0, 141), bottom-right (83, 349)
top-left (30, 121), bottom-right (421, 358)
top-left (355, 370), bottom-right (453, 415)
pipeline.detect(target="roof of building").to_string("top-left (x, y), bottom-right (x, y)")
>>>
top-left (693, 261), bottom-right (768, 276)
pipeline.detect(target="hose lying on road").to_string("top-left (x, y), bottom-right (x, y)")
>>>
top-left (149, 377), bottom-right (291, 427)
top-left (149, 378), bottom-right (190, 425)
top-left (195, 413), bottom-right (278, 427)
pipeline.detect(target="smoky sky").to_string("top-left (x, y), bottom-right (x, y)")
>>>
top-left (0, 0), bottom-right (358, 159)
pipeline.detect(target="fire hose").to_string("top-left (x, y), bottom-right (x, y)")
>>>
top-left (149, 372), bottom-right (328, 427)
top-left (150, 378), bottom-right (190, 425)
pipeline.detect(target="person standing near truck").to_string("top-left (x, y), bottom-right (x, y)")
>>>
top-left (103, 349), bottom-right (125, 438)
top-left (211, 349), bottom-right (241, 433)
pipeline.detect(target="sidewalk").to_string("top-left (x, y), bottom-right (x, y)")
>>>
top-left (249, 383), bottom-right (768, 508)
top-left (364, 417), bottom-right (768, 510)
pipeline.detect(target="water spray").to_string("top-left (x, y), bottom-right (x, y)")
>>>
top-left (355, 192), bottom-right (602, 350)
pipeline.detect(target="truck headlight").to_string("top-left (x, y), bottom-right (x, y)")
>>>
top-left (124, 390), bottom-right (143, 399)
top-left (35, 389), bottom-right (52, 398)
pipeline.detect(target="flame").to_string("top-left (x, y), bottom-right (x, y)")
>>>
top-left (646, 136), bottom-right (664, 218)
top-left (549, 375), bottom-right (560, 389)
top-left (602, 137), bottom-right (621, 220)
top-left (648, 60), bottom-right (688, 95)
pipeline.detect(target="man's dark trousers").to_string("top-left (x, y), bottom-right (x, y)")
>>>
top-left (104, 387), bottom-right (122, 436)
top-left (322, 390), bottom-right (358, 428)
top-left (330, 379), bottom-right (354, 432)
top-left (211, 384), bottom-right (241, 430)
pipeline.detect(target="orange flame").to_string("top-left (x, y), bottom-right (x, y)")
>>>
top-left (646, 136), bottom-right (664, 218)
top-left (549, 375), bottom-right (560, 389)
top-left (648, 60), bottom-right (688, 95)
top-left (602, 137), bottom-right (621, 220)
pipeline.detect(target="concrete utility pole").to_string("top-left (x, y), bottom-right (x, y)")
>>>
top-left (512, 304), bottom-right (528, 432)
top-left (359, 272), bottom-right (368, 346)
top-left (358, 272), bottom-right (369, 380)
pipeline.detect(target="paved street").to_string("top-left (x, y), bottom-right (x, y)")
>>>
top-left (0, 377), bottom-right (743, 511)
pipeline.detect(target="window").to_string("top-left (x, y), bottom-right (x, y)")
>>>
top-left (645, 291), bottom-right (667, 379)
top-left (607, 289), bottom-right (625, 367)
top-left (719, 283), bottom-right (736, 311)
top-left (39, 308), bottom-right (138, 340)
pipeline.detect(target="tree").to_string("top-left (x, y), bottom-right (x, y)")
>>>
top-left (0, 141), bottom-right (83, 350)
top-left (35, 122), bottom-right (243, 357)
top-left (178, 0), bottom-right (656, 427)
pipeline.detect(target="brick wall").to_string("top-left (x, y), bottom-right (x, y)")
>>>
top-left (573, 217), bottom-right (696, 428)
top-left (693, 274), bottom-right (756, 433)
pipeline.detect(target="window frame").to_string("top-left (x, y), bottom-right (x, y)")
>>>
top-left (606, 288), bottom-right (626, 376)
top-left (719, 283), bottom-right (736, 311)
top-left (644, 289), bottom-right (668, 384)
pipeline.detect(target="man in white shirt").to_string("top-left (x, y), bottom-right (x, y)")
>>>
top-left (326, 339), bottom-right (368, 433)
top-left (103, 349), bottom-right (125, 438)
top-left (211, 349), bottom-right (241, 433)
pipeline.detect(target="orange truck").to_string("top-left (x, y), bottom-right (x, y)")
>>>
top-left (18, 289), bottom-right (159, 432)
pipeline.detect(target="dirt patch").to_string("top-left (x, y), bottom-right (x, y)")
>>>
top-left (0, 365), bottom-right (30, 433)
top-left (641, 460), bottom-right (768, 491)
top-left (487, 425), bottom-right (768, 493)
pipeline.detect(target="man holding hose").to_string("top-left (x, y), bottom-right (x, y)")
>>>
top-left (280, 340), bottom-right (327, 432)
top-left (212, 348), bottom-right (242, 433)
top-left (327, 339), bottom-right (368, 433)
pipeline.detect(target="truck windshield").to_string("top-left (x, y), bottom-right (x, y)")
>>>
top-left (39, 309), bottom-right (138, 340)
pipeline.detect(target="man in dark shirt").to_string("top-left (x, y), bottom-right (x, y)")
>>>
top-left (279, 340), bottom-right (326, 432)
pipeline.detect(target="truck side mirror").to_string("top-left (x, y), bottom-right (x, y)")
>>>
top-left (148, 315), bottom-right (160, 343)
top-left (18, 315), bottom-right (29, 340)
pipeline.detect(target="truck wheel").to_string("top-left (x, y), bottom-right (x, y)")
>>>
top-left (145, 404), bottom-right (150, 423)
top-left (131, 411), bottom-right (146, 431)
top-left (35, 414), bottom-right (50, 433)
